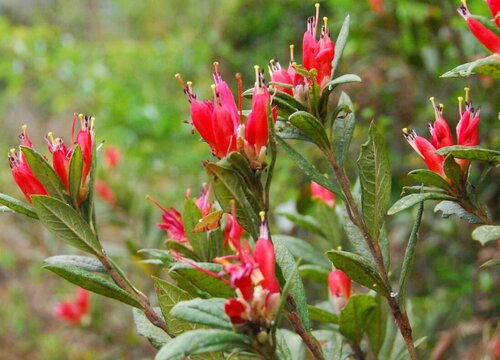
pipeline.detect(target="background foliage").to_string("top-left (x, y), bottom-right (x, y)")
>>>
top-left (0, 0), bottom-right (498, 358)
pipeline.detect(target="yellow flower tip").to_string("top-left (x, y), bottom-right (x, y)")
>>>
top-left (315, 3), bottom-right (320, 10)
top-left (259, 211), bottom-right (266, 221)
top-left (175, 73), bottom-right (186, 88)
top-left (402, 127), bottom-right (409, 134)
top-left (21, 124), bottom-right (28, 131)
top-left (323, 16), bottom-right (328, 27)
top-left (9, 148), bottom-right (16, 155)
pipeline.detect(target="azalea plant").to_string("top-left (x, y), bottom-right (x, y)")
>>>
top-left (1, 2), bottom-right (499, 359)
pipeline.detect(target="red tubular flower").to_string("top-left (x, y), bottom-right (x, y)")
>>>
top-left (328, 270), bottom-right (351, 312)
top-left (302, 4), bottom-right (335, 89)
top-left (253, 222), bottom-right (280, 295)
top-left (147, 195), bottom-right (187, 243)
top-left (46, 133), bottom-right (71, 190)
top-left (74, 114), bottom-right (94, 185)
top-left (244, 66), bottom-right (272, 164)
top-left (95, 180), bottom-right (116, 205)
top-left (104, 145), bottom-right (121, 169)
top-left (194, 183), bottom-right (213, 217)
top-left (268, 59), bottom-right (294, 96)
top-left (55, 288), bottom-right (90, 325)
top-left (458, 4), bottom-right (500, 53)
top-left (404, 128), bottom-right (445, 177)
top-left (224, 298), bottom-right (247, 325)
top-left (486, 0), bottom-right (500, 27)
top-left (224, 213), bottom-right (244, 250)
top-left (311, 181), bottom-right (336, 207)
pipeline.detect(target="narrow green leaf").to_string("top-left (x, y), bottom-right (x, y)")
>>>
top-left (308, 305), bottom-right (338, 324)
top-left (44, 263), bottom-right (142, 308)
top-left (223, 152), bottom-right (263, 200)
top-left (331, 15), bottom-right (350, 77)
top-left (339, 294), bottom-right (376, 343)
top-left (276, 120), bottom-right (314, 143)
top-left (322, 74), bottom-right (362, 99)
top-left (472, 225), bottom-right (500, 245)
top-left (155, 329), bottom-right (251, 360)
top-left (273, 90), bottom-right (307, 112)
top-left (170, 298), bottom-right (231, 330)
top-left (434, 201), bottom-right (482, 224)
top-left (165, 240), bottom-right (199, 261)
top-left (366, 296), bottom-right (387, 357)
top-left (480, 259), bottom-right (500, 268)
top-left (288, 111), bottom-right (330, 150)
top-left (408, 169), bottom-right (452, 191)
top-left (0, 193), bottom-right (38, 219)
top-left (21, 146), bottom-right (67, 201)
top-left (332, 92), bottom-right (355, 166)
top-left (388, 192), bottom-right (455, 215)
top-left (273, 235), bottom-right (310, 331)
top-left (153, 277), bottom-right (195, 335)
top-left (44, 255), bottom-right (106, 273)
top-left (275, 213), bottom-right (326, 238)
top-left (133, 307), bottom-right (170, 349)
top-left (276, 136), bottom-right (344, 200)
top-left (138, 248), bottom-right (174, 266)
top-left (203, 161), bottom-right (261, 239)
top-left (273, 235), bottom-right (331, 269)
top-left (326, 250), bottom-right (389, 297)
top-left (440, 54), bottom-right (500, 78)
top-left (357, 122), bottom-right (391, 242)
top-left (31, 195), bottom-right (101, 255)
top-left (168, 262), bottom-right (234, 298)
top-left (436, 145), bottom-right (500, 163)
top-left (182, 199), bottom-right (208, 261)
top-left (68, 145), bottom-right (83, 206)
top-left (397, 202), bottom-right (423, 309)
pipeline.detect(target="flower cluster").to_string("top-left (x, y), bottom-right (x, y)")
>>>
top-left (458, 0), bottom-right (500, 53)
top-left (8, 114), bottom-right (94, 203)
top-left (403, 88), bottom-right (480, 180)
top-left (55, 288), bottom-right (90, 325)
top-left (177, 63), bottom-right (274, 168)
top-left (269, 3), bottom-right (335, 98)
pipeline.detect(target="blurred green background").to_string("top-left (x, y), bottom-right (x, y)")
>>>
top-left (0, 0), bottom-right (498, 359)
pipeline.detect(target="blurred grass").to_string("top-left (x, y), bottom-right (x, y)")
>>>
top-left (0, 0), bottom-right (498, 358)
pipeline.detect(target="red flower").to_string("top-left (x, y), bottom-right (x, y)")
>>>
top-left (328, 270), bottom-right (351, 312)
top-left (104, 145), bottom-right (121, 169)
top-left (147, 195), bottom-right (187, 243)
top-left (55, 288), bottom-right (90, 325)
top-left (253, 222), bottom-right (280, 295)
top-left (46, 132), bottom-right (72, 190)
top-left (368, 0), bottom-right (383, 13)
top-left (269, 59), bottom-right (294, 96)
top-left (194, 183), bottom-right (213, 217)
top-left (486, 0), bottom-right (500, 27)
top-left (404, 90), bottom-right (481, 178)
top-left (74, 114), bottom-right (95, 188)
top-left (224, 213), bottom-right (244, 250)
top-left (311, 181), bottom-right (336, 207)
top-left (302, 4), bottom-right (335, 89)
top-left (458, 3), bottom-right (500, 53)
top-left (95, 180), bottom-right (117, 205)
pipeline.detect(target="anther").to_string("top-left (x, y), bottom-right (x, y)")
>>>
top-left (186, 81), bottom-right (193, 94)
top-left (289, 44), bottom-right (295, 63)
top-left (464, 87), bottom-right (470, 103)
top-left (175, 73), bottom-right (186, 89)
top-left (259, 211), bottom-right (266, 222)
top-left (429, 97), bottom-right (439, 120)
top-left (213, 61), bottom-right (219, 75)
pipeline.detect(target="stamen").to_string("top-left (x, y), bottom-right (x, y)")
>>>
top-left (429, 97), bottom-right (439, 120)
top-left (457, 96), bottom-right (463, 116)
top-left (211, 84), bottom-right (217, 103)
top-left (174, 73), bottom-right (186, 89)
top-left (314, 3), bottom-right (320, 38)
top-left (236, 73), bottom-right (243, 124)
top-left (186, 81), bottom-right (193, 94)
top-left (289, 44), bottom-right (295, 63)
top-left (464, 87), bottom-right (470, 104)
top-left (71, 113), bottom-right (77, 144)
top-left (259, 211), bottom-right (266, 222)
top-left (21, 124), bottom-right (28, 136)
top-left (438, 103), bottom-right (444, 114)
top-left (47, 132), bottom-right (55, 147)
top-left (213, 61), bottom-right (220, 76)
top-left (323, 16), bottom-right (328, 29)
top-left (145, 194), bottom-right (168, 213)
top-left (254, 65), bottom-right (260, 86)
top-left (90, 116), bottom-right (95, 130)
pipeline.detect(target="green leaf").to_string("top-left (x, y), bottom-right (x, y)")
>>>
top-left (169, 262), bottom-right (234, 298)
top-left (21, 146), bottom-right (67, 202)
top-left (397, 203), bottom-right (423, 310)
top-left (155, 329), bottom-right (251, 360)
top-left (170, 298), bottom-right (231, 330)
top-left (153, 277), bottom-right (196, 335)
top-left (326, 250), bottom-right (389, 297)
top-left (321, 74), bottom-right (362, 101)
top-left (332, 92), bottom-right (355, 167)
top-left (44, 263), bottom-right (142, 308)
top-left (277, 329), bottom-right (305, 360)
top-left (68, 144), bottom-right (83, 206)
top-left (165, 240), bottom-right (199, 261)
top-left (223, 152), bottom-right (263, 200)
top-left (408, 169), bottom-right (452, 191)
top-left (275, 214), bottom-right (325, 238)
top-left (31, 195), bottom-right (102, 255)
top-left (138, 248), bottom-right (174, 266)
top-left (203, 161), bottom-right (261, 239)
top-left (308, 305), bottom-right (338, 324)
top-left (288, 111), bottom-right (330, 150)
top-left (339, 294), bottom-right (376, 343)
top-left (435, 145), bottom-right (500, 163)
top-left (441, 54), bottom-right (500, 78)
top-left (273, 235), bottom-right (310, 331)
top-left (331, 14), bottom-right (350, 77)
top-left (443, 154), bottom-right (463, 190)
top-left (366, 296), bottom-right (387, 357)
top-left (44, 255), bottom-right (106, 273)
top-left (357, 122), bottom-right (391, 242)
top-left (276, 136), bottom-right (344, 200)
top-left (299, 264), bottom-right (329, 283)
top-left (182, 199), bottom-right (208, 261)
top-left (0, 193), bottom-right (38, 219)
top-left (480, 259), bottom-right (500, 268)
top-left (388, 193), bottom-right (455, 215)
top-left (434, 201), bottom-right (482, 224)
top-left (276, 120), bottom-right (314, 143)
top-left (273, 235), bottom-right (330, 269)
top-left (133, 307), bottom-right (170, 349)
top-left (472, 225), bottom-right (500, 245)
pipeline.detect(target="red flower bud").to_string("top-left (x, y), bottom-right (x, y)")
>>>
top-left (329, 270), bottom-right (351, 311)
top-left (46, 133), bottom-right (71, 190)
top-left (9, 147), bottom-right (48, 202)
top-left (311, 181), bottom-right (336, 207)
top-left (55, 288), bottom-right (90, 325)
top-left (253, 222), bottom-right (280, 295)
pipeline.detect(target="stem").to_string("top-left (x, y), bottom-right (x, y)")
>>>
top-left (324, 149), bottom-right (418, 360)
top-left (97, 251), bottom-right (170, 334)
top-left (351, 341), bottom-right (365, 360)
top-left (287, 295), bottom-right (325, 360)
top-left (458, 197), bottom-right (491, 225)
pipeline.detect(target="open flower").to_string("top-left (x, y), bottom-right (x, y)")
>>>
top-left (311, 181), bottom-right (336, 207)
top-left (458, 1), bottom-right (500, 54)
top-left (55, 288), bottom-right (90, 325)
top-left (329, 269), bottom-right (351, 312)
top-left (403, 89), bottom-right (480, 179)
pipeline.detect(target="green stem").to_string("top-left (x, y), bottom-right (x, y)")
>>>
top-left (324, 149), bottom-right (418, 360)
